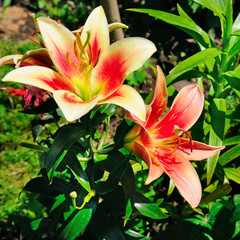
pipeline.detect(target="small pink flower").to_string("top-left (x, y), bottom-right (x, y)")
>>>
top-left (1, 85), bottom-right (52, 109)
top-left (124, 66), bottom-right (224, 208)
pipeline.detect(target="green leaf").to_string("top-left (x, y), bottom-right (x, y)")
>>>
top-left (151, 220), bottom-right (210, 240)
top-left (166, 48), bottom-right (221, 85)
top-left (46, 124), bottom-right (87, 182)
top-left (21, 98), bottom-right (58, 114)
top-left (226, 105), bottom-right (240, 120)
top-left (224, 168), bottom-right (240, 184)
top-left (207, 98), bottom-right (226, 184)
top-left (114, 120), bottom-right (133, 148)
top-left (193, 0), bottom-right (224, 19)
top-left (21, 218), bottom-right (50, 238)
top-left (64, 148), bottom-right (91, 193)
top-left (134, 192), bottom-right (168, 219)
top-left (231, 29), bottom-right (240, 37)
top-left (201, 184), bottom-right (232, 204)
top-left (58, 208), bottom-right (92, 240)
top-left (95, 155), bottom-right (130, 194)
top-left (90, 104), bottom-right (117, 129)
top-left (124, 198), bottom-right (133, 227)
top-left (228, 38), bottom-right (240, 58)
top-left (23, 177), bottom-right (72, 197)
top-left (223, 135), bottom-right (240, 146)
top-left (3, 0), bottom-right (12, 7)
top-left (125, 230), bottom-right (149, 239)
top-left (57, 186), bottom-right (98, 240)
top-left (88, 208), bottom-right (126, 240)
top-left (128, 8), bottom-right (212, 48)
top-left (177, 4), bottom-right (195, 22)
top-left (223, 72), bottom-right (240, 97)
top-left (167, 178), bottom-right (175, 196)
top-left (218, 144), bottom-right (240, 166)
top-left (20, 142), bottom-right (49, 152)
top-left (166, 69), bottom-right (214, 86)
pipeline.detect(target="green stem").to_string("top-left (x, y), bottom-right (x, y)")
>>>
top-left (70, 190), bottom-right (96, 210)
top-left (97, 117), bottom-right (110, 151)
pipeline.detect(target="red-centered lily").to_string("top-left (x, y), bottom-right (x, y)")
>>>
top-left (124, 66), bottom-right (224, 208)
top-left (2, 6), bottom-right (156, 121)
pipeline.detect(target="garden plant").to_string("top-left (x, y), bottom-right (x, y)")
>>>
top-left (0, 0), bottom-right (240, 239)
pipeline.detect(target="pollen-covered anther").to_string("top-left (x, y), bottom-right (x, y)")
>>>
top-left (174, 126), bottom-right (193, 154)
top-left (28, 35), bottom-right (45, 48)
top-left (93, 49), bottom-right (101, 67)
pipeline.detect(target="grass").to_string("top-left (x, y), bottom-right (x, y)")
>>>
top-left (0, 37), bottom-right (44, 235)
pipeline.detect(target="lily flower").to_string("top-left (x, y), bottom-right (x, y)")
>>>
top-left (2, 6), bottom-right (156, 121)
top-left (124, 66), bottom-right (224, 208)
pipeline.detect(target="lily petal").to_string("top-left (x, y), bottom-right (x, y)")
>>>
top-left (146, 65), bottom-right (168, 129)
top-left (37, 17), bottom-right (83, 80)
top-left (16, 49), bottom-right (54, 68)
top-left (158, 149), bottom-right (202, 208)
top-left (177, 139), bottom-right (224, 161)
top-left (145, 164), bottom-right (164, 185)
top-left (100, 84), bottom-right (146, 122)
top-left (53, 90), bottom-right (102, 122)
top-left (128, 142), bottom-right (163, 185)
top-left (92, 37), bottom-right (156, 97)
top-left (2, 66), bottom-right (74, 93)
top-left (151, 84), bottom-right (204, 139)
top-left (0, 55), bottom-right (22, 66)
top-left (126, 105), bottom-right (152, 128)
top-left (81, 6), bottom-right (109, 66)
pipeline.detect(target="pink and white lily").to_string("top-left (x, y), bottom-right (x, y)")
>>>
top-left (2, 6), bottom-right (156, 121)
top-left (124, 66), bottom-right (224, 208)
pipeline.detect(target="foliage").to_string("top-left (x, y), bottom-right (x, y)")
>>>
top-left (0, 0), bottom-right (240, 239)
top-left (28, 0), bottom-right (98, 30)
top-left (129, 0), bottom-right (240, 183)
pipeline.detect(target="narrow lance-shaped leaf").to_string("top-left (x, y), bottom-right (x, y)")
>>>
top-left (231, 29), bottom-right (240, 36)
top-left (127, 8), bottom-right (211, 48)
top-left (20, 142), bottom-right (49, 152)
top-left (193, 0), bottom-right (224, 19)
top-left (177, 4), bottom-right (195, 22)
top-left (218, 144), bottom-right (240, 166)
top-left (223, 135), bottom-right (240, 146)
top-left (207, 98), bottom-right (226, 184)
top-left (124, 199), bottom-right (133, 226)
top-left (223, 72), bottom-right (240, 98)
top-left (200, 184), bottom-right (232, 204)
top-left (166, 48), bottom-right (221, 86)
top-left (46, 125), bottom-right (87, 182)
top-left (95, 154), bottom-right (130, 194)
top-left (134, 192), bottom-right (168, 219)
top-left (64, 148), bottom-right (91, 193)
top-left (224, 167), bottom-right (240, 184)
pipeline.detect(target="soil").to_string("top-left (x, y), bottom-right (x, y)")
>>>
top-left (0, 6), bottom-right (36, 40)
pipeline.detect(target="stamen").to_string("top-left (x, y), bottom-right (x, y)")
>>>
top-left (66, 52), bottom-right (80, 67)
top-left (76, 32), bottom-right (83, 50)
top-left (72, 25), bottom-right (84, 35)
top-left (93, 49), bottom-right (101, 67)
top-left (32, 30), bottom-right (40, 36)
top-left (74, 40), bottom-right (81, 60)
top-left (88, 42), bottom-right (93, 65)
top-left (28, 35), bottom-right (45, 48)
top-left (79, 31), bottom-right (91, 62)
top-left (156, 126), bottom-right (193, 155)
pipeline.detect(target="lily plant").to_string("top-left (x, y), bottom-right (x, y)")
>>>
top-left (1, 6), bottom-right (156, 121)
top-left (124, 66), bottom-right (224, 208)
